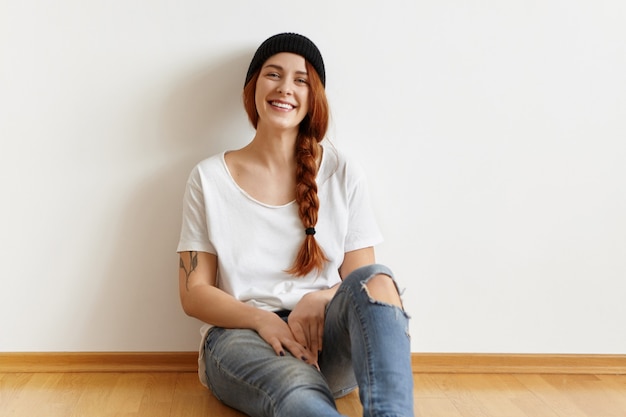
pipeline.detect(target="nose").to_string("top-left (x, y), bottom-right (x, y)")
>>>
top-left (277, 79), bottom-right (292, 95)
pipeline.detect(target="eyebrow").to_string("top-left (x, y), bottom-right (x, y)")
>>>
top-left (262, 64), bottom-right (308, 75)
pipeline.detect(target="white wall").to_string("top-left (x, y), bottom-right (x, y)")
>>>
top-left (1, 0), bottom-right (624, 354)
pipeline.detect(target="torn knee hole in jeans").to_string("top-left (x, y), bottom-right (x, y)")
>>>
top-left (360, 276), bottom-right (408, 313)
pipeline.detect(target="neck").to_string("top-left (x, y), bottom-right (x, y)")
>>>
top-left (246, 123), bottom-right (299, 168)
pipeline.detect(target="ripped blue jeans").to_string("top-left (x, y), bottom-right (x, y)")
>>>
top-left (204, 264), bottom-right (414, 417)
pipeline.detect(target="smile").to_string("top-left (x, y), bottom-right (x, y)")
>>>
top-left (270, 101), bottom-right (295, 110)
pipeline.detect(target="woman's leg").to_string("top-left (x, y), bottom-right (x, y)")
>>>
top-left (204, 326), bottom-right (346, 417)
top-left (320, 264), bottom-right (414, 417)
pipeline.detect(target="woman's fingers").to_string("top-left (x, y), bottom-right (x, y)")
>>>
top-left (288, 320), bottom-right (310, 349)
top-left (267, 337), bottom-right (286, 357)
top-left (257, 316), bottom-right (318, 367)
top-left (312, 319), bottom-right (323, 357)
top-left (288, 315), bottom-right (323, 362)
top-left (281, 337), bottom-right (318, 366)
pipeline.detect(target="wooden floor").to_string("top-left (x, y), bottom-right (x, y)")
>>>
top-left (1, 372), bottom-right (626, 417)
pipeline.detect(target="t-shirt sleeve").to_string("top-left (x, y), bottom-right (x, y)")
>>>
top-left (344, 163), bottom-right (384, 252)
top-left (176, 167), bottom-right (216, 254)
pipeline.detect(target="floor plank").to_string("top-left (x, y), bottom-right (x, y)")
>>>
top-left (137, 373), bottom-right (178, 417)
top-left (1, 372), bottom-right (625, 417)
top-left (546, 374), bottom-right (626, 417)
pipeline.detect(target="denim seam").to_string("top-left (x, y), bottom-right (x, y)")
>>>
top-left (341, 280), bottom-right (376, 416)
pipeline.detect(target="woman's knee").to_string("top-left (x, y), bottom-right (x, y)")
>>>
top-left (363, 273), bottom-right (403, 307)
top-left (342, 264), bottom-right (403, 308)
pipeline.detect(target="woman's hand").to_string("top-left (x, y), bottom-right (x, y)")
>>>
top-left (254, 310), bottom-right (319, 367)
top-left (288, 288), bottom-right (335, 363)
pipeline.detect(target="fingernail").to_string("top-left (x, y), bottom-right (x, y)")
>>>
top-left (301, 356), bottom-right (307, 361)
top-left (279, 351), bottom-right (285, 357)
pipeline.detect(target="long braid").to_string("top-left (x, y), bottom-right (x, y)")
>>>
top-left (286, 134), bottom-right (328, 276)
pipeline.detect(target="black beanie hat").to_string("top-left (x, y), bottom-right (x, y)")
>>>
top-left (244, 33), bottom-right (326, 87)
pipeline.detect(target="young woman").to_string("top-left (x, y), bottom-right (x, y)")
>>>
top-left (177, 33), bottom-right (414, 417)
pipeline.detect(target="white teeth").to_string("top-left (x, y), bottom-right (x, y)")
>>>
top-left (271, 101), bottom-right (293, 110)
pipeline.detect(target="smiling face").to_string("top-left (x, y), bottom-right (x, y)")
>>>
top-left (254, 52), bottom-right (310, 134)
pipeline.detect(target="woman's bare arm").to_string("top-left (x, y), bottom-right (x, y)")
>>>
top-left (178, 251), bottom-right (265, 328)
top-left (178, 251), bottom-right (316, 363)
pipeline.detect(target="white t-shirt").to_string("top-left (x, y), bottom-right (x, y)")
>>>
top-left (176, 141), bottom-right (383, 385)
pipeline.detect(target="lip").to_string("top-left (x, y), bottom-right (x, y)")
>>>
top-left (269, 100), bottom-right (296, 111)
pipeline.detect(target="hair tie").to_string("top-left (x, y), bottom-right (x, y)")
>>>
top-left (305, 227), bottom-right (316, 236)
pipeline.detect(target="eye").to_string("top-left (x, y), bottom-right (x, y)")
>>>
top-left (295, 77), bottom-right (309, 85)
top-left (266, 72), bottom-right (280, 79)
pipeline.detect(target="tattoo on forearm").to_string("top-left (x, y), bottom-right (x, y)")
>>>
top-left (180, 251), bottom-right (198, 291)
